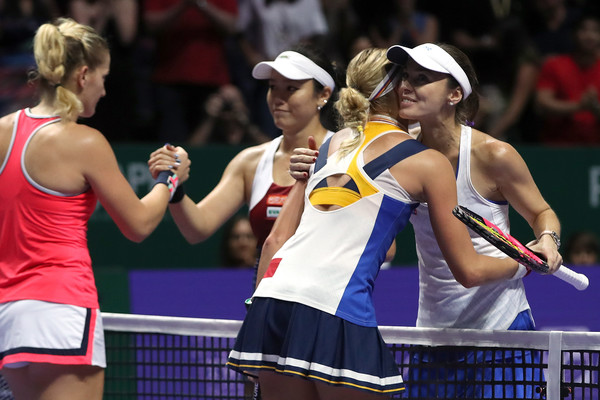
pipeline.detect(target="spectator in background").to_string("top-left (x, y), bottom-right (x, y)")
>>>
top-left (220, 215), bottom-right (258, 268)
top-left (232, 0), bottom-right (329, 138)
top-left (564, 231), bottom-right (599, 266)
top-left (535, 15), bottom-right (600, 145)
top-left (319, 0), bottom-right (361, 67)
top-left (439, 0), bottom-right (522, 133)
top-left (0, 0), bottom-right (59, 116)
top-left (524, 0), bottom-right (582, 61)
top-left (144, 0), bottom-right (237, 143)
top-left (68, 0), bottom-right (141, 141)
top-left (364, 0), bottom-right (438, 50)
top-left (487, 17), bottom-right (543, 142)
top-left (188, 84), bottom-right (270, 146)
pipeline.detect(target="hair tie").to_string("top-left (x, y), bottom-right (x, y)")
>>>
top-left (356, 125), bottom-right (364, 133)
top-left (54, 82), bottom-right (62, 89)
top-left (466, 120), bottom-right (475, 127)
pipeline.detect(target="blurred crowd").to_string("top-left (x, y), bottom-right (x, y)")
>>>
top-left (1, 0), bottom-right (600, 145)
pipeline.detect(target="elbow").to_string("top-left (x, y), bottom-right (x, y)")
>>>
top-left (185, 236), bottom-right (203, 245)
top-left (120, 221), bottom-right (157, 243)
top-left (123, 230), bottom-right (150, 243)
top-left (448, 266), bottom-right (484, 289)
top-left (457, 276), bottom-right (479, 289)
top-left (181, 230), bottom-right (210, 245)
top-left (262, 232), bottom-right (287, 254)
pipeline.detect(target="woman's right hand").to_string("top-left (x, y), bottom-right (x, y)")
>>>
top-left (148, 144), bottom-right (191, 183)
top-left (289, 136), bottom-right (318, 181)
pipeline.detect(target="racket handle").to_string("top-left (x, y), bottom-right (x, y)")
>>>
top-left (554, 265), bottom-right (589, 290)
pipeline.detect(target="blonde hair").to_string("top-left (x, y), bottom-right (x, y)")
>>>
top-left (32, 18), bottom-right (108, 121)
top-left (335, 48), bottom-right (397, 158)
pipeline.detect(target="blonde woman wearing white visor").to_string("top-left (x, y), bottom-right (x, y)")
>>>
top-left (149, 45), bottom-right (340, 282)
top-left (387, 42), bottom-right (562, 398)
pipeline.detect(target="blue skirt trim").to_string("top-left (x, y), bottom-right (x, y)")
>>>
top-left (227, 297), bottom-right (405, 395)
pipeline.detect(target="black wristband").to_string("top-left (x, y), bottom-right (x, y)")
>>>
top-left (169, 184), bottom-right (185, 204)
top-left (153, 170), bottom-right (178, 201)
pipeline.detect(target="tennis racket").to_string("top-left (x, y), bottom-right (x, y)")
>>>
top-left (452, 205), bottom-right (589, 291)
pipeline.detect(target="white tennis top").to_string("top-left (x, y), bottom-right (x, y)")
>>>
top-left (410, 125), bottom-right (531, 330)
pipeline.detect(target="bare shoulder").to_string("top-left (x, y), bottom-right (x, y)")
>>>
top-left (327, 128), bottom-right (354, 153)
top-left (470, 129), bottom-right (521, 173)
top-left (54, 122), bottom-right (118, 174)
top-left (228, 140), bottom-right (270, 171)
top-left (64, 122), bottom-right (112, 154)
top-left (412, 146), bottom-right (453, 172)
top-left (0, 112), bottom-right (16, 131)
top-left (0, 112), bottom-right (17, 163)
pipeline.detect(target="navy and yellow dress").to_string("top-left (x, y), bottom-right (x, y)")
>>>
top-left (228, 118), bottom-right (428, 396)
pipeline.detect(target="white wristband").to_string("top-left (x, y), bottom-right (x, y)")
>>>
top-left (510, 264), bottom-right (530, 280)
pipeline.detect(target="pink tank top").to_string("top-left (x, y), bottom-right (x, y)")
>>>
top-left (0, 109), bottom-right (99, 308)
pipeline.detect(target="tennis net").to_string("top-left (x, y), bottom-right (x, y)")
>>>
top-left (1, 312), bottom-right (598, 399)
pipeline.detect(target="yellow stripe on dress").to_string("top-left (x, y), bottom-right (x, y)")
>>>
top-left (309, 187), bottom-right (361, 207)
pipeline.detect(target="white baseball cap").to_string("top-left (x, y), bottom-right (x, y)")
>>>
top-left (387, 43), bottom-right (472, 99)
top-left (252, 51), bottom-right (335, 91)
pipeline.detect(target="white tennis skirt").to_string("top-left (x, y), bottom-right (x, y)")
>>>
top-left (0, 300), bottom-right (106, 368)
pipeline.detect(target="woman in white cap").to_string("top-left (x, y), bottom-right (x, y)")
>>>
top-left (227, 48), bottom-right (525, 400)
top-left (386, 43), bottom-right (563, 398)
top-left (148, 44), bottom-right (341, 280)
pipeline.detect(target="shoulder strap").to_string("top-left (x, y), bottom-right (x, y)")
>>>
top-left (363, 139), bottom-right (428, 179)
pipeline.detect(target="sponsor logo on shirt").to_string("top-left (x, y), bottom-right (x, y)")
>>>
top-left (266, 195), bottom-right (286, 206)
top-left (267, 206), bottom-right (281, 218)
top-left (265, 194), bottom-right (287, 219)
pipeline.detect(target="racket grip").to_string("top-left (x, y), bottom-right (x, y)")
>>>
top-left (554, 266), bottom-right (589, 290)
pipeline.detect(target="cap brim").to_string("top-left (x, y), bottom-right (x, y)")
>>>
top-left (386, 45), bottom-right (410, 65)
top-left (252, 60), bottom-right (314, 81)
top-left (387, 45), bottom-right (448, 74)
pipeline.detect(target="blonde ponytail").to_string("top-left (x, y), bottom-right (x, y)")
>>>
top-left (32, 18), bottom-right (108, 121)
top-left (335, 48), bottom-right (397, 159)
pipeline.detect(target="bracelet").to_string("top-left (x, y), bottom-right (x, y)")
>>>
top-left (539, 230), bottom-right (561, 249)
top-left (153, 170), bottom-right (179, 201)
top-left (170, 184), bottom-right (185, 204)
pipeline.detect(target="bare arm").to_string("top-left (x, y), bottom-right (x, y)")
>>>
top-left (489, 62), bottom-right (539, 139)
top-left (407, 150), bottom-right (520, 287)
top-left (255, 181), bottom-right (306, 288)
top-left (195, 0), bottom-right (238, 36)
top-left (80, 131), bottom-right (190, 242)
top-left (480, 140), bottom-right (562, 271)
top-left (110, 0), bottom-right (138, 45)
top-left (144, 0), bottom-right (191, 33)
top-left (149, 145), bottom-right (262, 243)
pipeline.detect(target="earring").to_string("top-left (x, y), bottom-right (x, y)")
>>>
top-left (448, 101), bottom-right (455, 106)
top-left (317, 105), bottom-right (322, 111)
top-left (323, 99), bottom-right (328, 104)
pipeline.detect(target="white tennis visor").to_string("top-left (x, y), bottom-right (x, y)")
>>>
top-left (252, 51), bottom-right (335, 91)
top-left (387, 43), bottom-right (472, 99)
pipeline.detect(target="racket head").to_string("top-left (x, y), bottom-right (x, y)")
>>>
top-left (452, 205), bottom-right (549, 274)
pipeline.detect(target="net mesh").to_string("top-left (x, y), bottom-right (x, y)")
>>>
top-left (0, 313), bottom-right (598, 399)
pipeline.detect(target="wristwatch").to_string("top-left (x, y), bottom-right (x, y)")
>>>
top-left (539, 230), bottom-right (561, 249)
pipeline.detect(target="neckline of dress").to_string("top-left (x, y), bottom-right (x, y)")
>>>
top-left (368, 114), bottom-right (402, 129)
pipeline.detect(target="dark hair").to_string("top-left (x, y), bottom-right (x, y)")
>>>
top-left (290, 43), bottom-right (345, 132)
top-left (564, 231), bottom-right (600, 264)
top-left (219, 215), bottom-right (257, 268)
top-left (437, 43), bottom-right (480, 126)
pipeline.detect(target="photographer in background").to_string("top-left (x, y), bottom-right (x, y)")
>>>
top-left (189, 84), bottom-right (270, 146)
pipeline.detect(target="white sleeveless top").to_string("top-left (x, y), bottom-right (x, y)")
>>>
top-left (254, 122), bottom-right (424, 327)
top-left (410, 125), bottom-right (530, 329)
